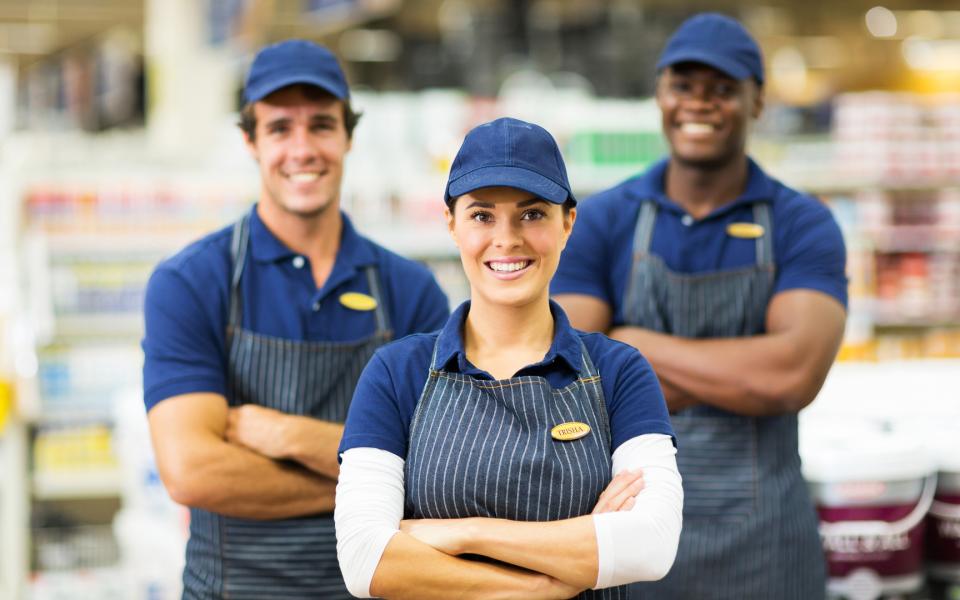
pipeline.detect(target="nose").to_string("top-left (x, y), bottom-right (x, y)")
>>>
top-left (492, 218), bottom-right (523, 250)
top-left (289, 126), bottom-right (318, 163)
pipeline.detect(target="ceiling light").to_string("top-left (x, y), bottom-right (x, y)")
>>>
top-left (866, 6), bottom-right (898, 38)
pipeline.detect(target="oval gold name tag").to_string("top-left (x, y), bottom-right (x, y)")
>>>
top-left (726, 222), bottom-right (765, 239)
top-left (551, 422), bottom-right (591, 441)
top-left (339, 292), bottom-right (378, 311)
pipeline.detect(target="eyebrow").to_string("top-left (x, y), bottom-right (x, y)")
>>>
top-left (464, 196), bottom-right (547, 209)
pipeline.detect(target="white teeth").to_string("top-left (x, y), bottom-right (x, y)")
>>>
top-left (489, 261), bottom-right (529, 272)
top-left (680, 123), bottom-right (715, 134)
top-left (288, 172), bottom-right (319, 183)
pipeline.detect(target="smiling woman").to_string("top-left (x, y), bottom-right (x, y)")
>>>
top-left (334, 118), bottom-right (683, 600)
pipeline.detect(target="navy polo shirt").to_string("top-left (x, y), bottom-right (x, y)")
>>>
top-left (142, 205), bottom-right (450, 411)
top-left (339, 300), bottom-right (675, 461)
top-left (552, 157), bottom-right (848, 326)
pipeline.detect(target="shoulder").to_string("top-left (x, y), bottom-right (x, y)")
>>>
top-left (362, 236), bottom-right (440, 287)
top-left (577, 330), bottom-right (650, 376)
top-left (370, 332), bottom-right (440, 377)
top-left (148, 224), bottom-right (233, 297)
top-left (767, 177), bottom-right (839, 235)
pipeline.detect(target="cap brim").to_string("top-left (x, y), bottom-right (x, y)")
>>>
top-left (447, 166), bottom-right (573, 205)
top-left (656, 49), bottom-right (753, 81)
top-left (244, 73), bottom-right (348, 103)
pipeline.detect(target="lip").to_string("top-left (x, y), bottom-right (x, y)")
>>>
top-left (484, 257), bottom-right (535, 281)
top-left (675, 122), bottom-right (720, 138)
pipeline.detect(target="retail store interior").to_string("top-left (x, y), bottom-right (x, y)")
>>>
top-left (0, 0), bottom-right (959, 599)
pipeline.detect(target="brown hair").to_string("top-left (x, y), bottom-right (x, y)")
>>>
top-left (238, 84), bottom-right (361, 141)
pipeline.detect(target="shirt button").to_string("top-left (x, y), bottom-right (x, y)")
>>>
top-left (312, 301), bottom-right (321, 312)
top-left (681, 215), bottom-right (694, 226)
top-left (292, 256), bottom-right (305, 269)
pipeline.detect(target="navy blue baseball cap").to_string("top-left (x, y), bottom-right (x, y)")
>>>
top-left (657, 13), bottom-right (764, 84)
top-left (244, 39), bottom-right (349, 103)
top-left (445, 118), bottom-right (575, 206)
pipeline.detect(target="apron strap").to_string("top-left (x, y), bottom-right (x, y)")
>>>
top-left (228, 214), bottom-right (251, 330)
top-left (363, 264), bottom-right (392, 335)
top-left (631, 201), bottom-right (658, 256)
top-left (753, 202), bottom-right (774, 268)
top-left (577, 339), bottom-right (600, 379)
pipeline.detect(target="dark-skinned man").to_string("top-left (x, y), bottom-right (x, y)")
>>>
top-left (553, 13), bottom-right (845, 600)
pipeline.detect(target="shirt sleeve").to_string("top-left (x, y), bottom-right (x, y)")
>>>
top-left (601, 340), bottom-right (675, 450)
top-left (774, 197), bottom-right (848, 308)
top-left (592, 434), bottom-right (683, 588)
top-left (339, 352), bottom-right (410, 459)
top-left (552, 198), bottom-right (614, 305)
top-left (141, 265), bottom-right (227, 411)
top-left (335, 447), bottom-right (405, 598)
top-left (410, 277), bottom-right (450, 334)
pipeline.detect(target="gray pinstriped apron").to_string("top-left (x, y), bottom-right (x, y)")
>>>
top-left (404, 338), bottom-right (628, 599)
top-left (181, 214), bottom-right (392, 600)
top-left (626, 201), bottom-right (825, 599)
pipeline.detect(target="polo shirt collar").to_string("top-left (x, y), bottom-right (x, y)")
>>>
top-left (249, 205), bottom-right (377, 269)
top-left (626, 156), bottom-right (777, 218)
top-left (434, 300), bottom-right (584, 376)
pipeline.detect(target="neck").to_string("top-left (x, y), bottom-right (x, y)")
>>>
top-left (463, 293), bottom-right (555, 373)
top-left (256, 200), bottom-right (343, 265)
top-left (664, 154), bottom-right (749, 219)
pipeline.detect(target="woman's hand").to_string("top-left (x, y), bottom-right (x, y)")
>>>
top-left (400, 518), bottom-right (472, 555)
top-left (592, 469), bottom-right (644, 514)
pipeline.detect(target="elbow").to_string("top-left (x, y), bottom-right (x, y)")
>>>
top-left (745, 369), bottom-right (815, 415)
top-left (645, 538), bottom-right (679, 581)
top-left (155, 454), bottom-right (211, 508)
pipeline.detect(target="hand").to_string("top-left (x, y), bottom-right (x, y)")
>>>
top-left (400, 518), bottom-right (470, 556)
top-left (225, 404), bottom-right (292, 459)
top-left (592, 469), bottom-right (644, 514)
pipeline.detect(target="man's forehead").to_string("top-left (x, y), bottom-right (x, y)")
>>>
top-left (665, 62), bottom-right (739, 82)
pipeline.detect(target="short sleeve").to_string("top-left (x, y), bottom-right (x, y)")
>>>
top-left (339, 352), bottom-right (410, 460)
top-left (141, 266), bottom-right (228, 411)
top-left (552, 199), bottom-right (614, 305)
top-left (408, 277), bottom-right (449, 334)
top-left (774, 198), bottom-right (848, 308)
top-left (586, 334), bottom-right (675, 451)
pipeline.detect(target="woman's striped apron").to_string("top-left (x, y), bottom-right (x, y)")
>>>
top-left (625, 200), bottom-right (825, 599)
top-left (181, 214), bottom-right (392, 599)
top-left (404, 339), bottom-right (629, 599)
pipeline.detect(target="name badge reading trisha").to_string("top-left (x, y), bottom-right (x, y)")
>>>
top-left (339, 292), bottom-right (378, 311)
top-left (726, 222), bottom-right (765, 239)
top-left (551, 422), bottom-right (591, 442)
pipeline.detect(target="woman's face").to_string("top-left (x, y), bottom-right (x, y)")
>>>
top-left (446, 186), bottom-right (576, 310)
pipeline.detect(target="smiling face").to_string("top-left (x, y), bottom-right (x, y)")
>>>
top-left (656, 63), bottom-right (763, 170)
top-left (447, 187), bottom-right (575, 310)
top-left (244, 85), bottom-right (351, 220)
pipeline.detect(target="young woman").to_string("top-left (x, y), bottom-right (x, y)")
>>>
top-left (335, 118), bottom-right (682, 599)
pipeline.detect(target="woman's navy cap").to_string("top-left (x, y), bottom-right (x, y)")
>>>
top-left (656, 13), bottom-right (764, 84)
top-left (244, 39), bottom-right (350, 103)
top-left (445, 118), bottom-right (575, 206)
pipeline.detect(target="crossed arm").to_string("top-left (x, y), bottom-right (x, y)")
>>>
top-left (554, 289), bottom-right (846, 416)
top-left (335, 435), bottom-right (681, 599)
top-left (148, 392), bottom-right (344, 519)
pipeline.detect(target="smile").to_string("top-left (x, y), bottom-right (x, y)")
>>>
top-left (678, 122), bottom-right (718, 135)
top-left (285, 171), bottom-right (322, 183)
top-left (485, 259), bottom-right (533, 279)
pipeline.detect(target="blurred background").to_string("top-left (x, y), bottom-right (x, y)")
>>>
top-left (0, 1), bottom-right (958, 599)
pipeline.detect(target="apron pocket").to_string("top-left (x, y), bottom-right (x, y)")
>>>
top-left (672, 411), bottom-right (758, 521)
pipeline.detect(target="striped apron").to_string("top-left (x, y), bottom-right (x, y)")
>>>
top-left (405, 339), bottom-right (629, 599)
top-left (625, 201), bottom-right (825, 599)
top-left (181, 215), bottom-right (392, 600)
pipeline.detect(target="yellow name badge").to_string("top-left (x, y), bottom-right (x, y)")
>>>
top-left (339, 292), bottom-right (378, 311)
top-left (551, 422), bottom-right (591, 442)
top-left (726, 222), bottom-right (765, 239)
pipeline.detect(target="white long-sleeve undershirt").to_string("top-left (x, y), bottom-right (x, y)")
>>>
top-left (334, 433), bottom-right (682, 598)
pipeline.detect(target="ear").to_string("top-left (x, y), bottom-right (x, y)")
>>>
top-left (559, 207), bottom-right (577, 251)
top-left (445, 206), bottom-right (458, 246)
top-left (243, 130), bottom-right (259, 162)
top-left (751, 83), bottom-right (765, 120)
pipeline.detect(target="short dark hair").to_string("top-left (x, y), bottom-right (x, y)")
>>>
top-left (238, 84), bottom-right (361, 141)
top-left (447, 195), bottom-right (576, 214)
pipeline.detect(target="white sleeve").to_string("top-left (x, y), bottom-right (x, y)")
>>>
top-left (592, 433), bottom-right (683, 589)
top-left (334, 447), bottom-right (406, 598)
